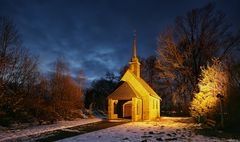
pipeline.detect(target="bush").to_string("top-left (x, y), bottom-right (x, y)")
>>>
top-left (14, 110), bottom-right (35, 123)
top-left (0, 117), bottom-right (12, 127)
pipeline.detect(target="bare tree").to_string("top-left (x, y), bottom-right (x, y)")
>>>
top-left (0, 17), bottom-right (39, 116)
top-left (0, 17), bottom-right (85, 125)
top-left (141, 56), bottom-right (158, 90)
top-left (156, 3), bottom-right (240, 114)
top-left (49, 58), bottom-right (84, 119)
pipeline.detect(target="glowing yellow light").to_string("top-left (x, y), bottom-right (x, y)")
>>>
top-left (190, 58), bottom-right (228, 118)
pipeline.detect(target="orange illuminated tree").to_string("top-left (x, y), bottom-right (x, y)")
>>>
top-left (190, 58), bottom-right (228, 121)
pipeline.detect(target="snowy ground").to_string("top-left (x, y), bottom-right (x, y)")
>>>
top-left (0, 118), bottom-right (102, 142)
top-left (58, 117), bottom-right (239, 142)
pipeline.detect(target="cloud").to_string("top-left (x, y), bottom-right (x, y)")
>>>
top-left (0, 0), bottom-right (239, 87)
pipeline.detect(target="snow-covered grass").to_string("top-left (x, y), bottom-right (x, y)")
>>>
top-left (58, 117), bottom-right (239, 142)
top-left (0, 118), bottom-right (102, 142)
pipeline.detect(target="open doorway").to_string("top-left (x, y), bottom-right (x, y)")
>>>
top-left (115, 100), bottom-right (132, 119)
top-left (123, 101), bottom-right (132, 119)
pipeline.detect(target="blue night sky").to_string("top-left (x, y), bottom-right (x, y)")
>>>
top-left (0, 0), bottom-right (239, 85)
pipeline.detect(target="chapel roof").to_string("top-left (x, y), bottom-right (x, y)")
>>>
top-left (108, 70), bottom-right (161, 100)
top-left (126, 70), bottom-right (161, 99)
top-left (108, 81), bottom-right (141, 100)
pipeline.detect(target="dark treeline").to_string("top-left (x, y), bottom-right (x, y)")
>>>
top-left (84, 72), bottom-right (118, 115)
top-left (0, 17), bottom-right (84, 127)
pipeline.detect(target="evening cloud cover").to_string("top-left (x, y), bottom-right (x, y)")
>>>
top-left (0, 0), bottom-right (239, 85)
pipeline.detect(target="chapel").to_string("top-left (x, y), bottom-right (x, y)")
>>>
top-left (108, 32), bottom-right (161, 121)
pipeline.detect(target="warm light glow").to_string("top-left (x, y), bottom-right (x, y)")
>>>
top-left (190, 59), bottom-right (228, 118)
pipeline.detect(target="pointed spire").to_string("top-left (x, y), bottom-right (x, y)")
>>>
top-left (133, 30), bottom-right (137, 58)
top-left (129, 31), bottom-right (140, 78)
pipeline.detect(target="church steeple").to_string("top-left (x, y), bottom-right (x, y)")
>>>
top-left (133, 31), bottom-right (137, 58)
top-left (129, 31), bottom-right (140, 78)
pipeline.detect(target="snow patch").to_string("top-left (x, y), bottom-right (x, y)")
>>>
top-left (0, 118), bottom-right (102, 142)
top-left (58, 117), bottom-right (240, 142)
